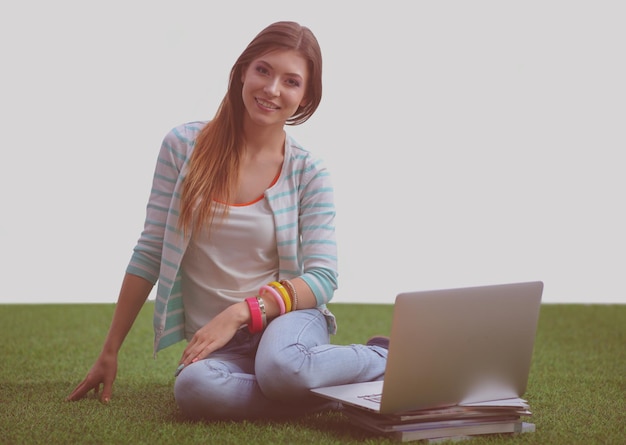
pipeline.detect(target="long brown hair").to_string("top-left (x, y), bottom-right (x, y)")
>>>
top-left (179, 21), bottom-right (323, 235)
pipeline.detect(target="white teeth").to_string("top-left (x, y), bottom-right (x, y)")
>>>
top-left (256, 98), bottom-right (278, 109)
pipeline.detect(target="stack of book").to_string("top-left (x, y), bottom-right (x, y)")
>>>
top-left (342, 397), bottom-right (535, 442)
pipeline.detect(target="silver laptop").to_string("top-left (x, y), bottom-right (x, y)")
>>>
top-left (311, 281), bottom-right (544, 414)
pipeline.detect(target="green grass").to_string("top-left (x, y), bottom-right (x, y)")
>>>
top-left (1, 303), bottom-right (624, 444)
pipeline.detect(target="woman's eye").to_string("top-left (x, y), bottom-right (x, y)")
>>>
top-left (286, 78), bottom-right (301, 87)
top-left (255, 66), bottom-right (270, 75)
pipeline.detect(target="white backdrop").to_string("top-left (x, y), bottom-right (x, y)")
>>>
top-left (1, 1), bottom-right (624, 304)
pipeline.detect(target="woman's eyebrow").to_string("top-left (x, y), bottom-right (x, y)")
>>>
top-left (256, 59), bottom-right (304, 79)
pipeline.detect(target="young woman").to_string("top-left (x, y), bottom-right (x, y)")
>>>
top-left (67, 21), bottom-right (388, 420)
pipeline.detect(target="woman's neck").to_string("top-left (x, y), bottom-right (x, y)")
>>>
top-left (242, 119), bottom-right (286, 156)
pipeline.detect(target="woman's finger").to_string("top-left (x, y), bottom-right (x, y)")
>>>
top-left (66, 379), bottom-right (94, 401)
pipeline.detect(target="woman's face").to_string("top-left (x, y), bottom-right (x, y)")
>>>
top-left (241, 49), bottom-right (309, 128)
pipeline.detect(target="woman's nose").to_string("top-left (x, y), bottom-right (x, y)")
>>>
top-left (263, 79), bottom-right (280, 97)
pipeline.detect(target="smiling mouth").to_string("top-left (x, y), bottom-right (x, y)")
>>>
top-left (255, 98), bottom-right (279, 110)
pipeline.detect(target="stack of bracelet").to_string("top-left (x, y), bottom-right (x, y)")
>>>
top-left (246, 279), bottom-right (299, 333)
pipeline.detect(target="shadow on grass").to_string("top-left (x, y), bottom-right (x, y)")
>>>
top-left (1, 380), bottom-right (385, 444)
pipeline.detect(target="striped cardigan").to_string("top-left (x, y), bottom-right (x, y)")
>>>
top-left (126, 121), bottom-right (339, 354)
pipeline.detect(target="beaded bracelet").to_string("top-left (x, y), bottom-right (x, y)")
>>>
top-left (260, 284), bottom-right (285, 315)
top-left (269, 281), bottom-right (292, 313)
top-left (280, 279), bottom-right (298, 311)
top-left (245, 297), bottom-right (263, 333)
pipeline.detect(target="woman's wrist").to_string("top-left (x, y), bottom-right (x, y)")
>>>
top-left (230, 300), bottom-right (254, 326)
top-left (242, 279), bottom-right (303, 333)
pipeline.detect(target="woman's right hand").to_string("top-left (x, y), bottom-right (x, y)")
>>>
top-left (65, 273), bottom-right (153, 403)
top-left (66, 351), bottom-right (118, 403)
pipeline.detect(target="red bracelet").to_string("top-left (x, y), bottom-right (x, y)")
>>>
top-left (245, 297), bottom-right (263, 333)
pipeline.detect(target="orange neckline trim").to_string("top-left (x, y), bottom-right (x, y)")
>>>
top-left (216, 170), bottom-right (281, 207)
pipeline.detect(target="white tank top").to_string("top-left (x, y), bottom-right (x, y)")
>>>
top-left (180, 198), bottom-right (278, 339)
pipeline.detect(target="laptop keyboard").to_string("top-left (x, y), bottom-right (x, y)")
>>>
top-left (358, 393), bottom-right (382, 404)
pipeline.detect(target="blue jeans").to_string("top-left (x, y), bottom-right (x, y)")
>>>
top-left (174, 309), bottom-right (388, 420)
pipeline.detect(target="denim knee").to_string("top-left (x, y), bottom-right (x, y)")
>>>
top-left (174, 360), bottom-right (256, 420)
top-left (255, 343), bottom-right (318, 402)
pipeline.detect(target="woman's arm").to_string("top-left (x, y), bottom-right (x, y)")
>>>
top-left (66, 124), bottom-right (195, 402)
top-left (295, 159), bottom-right (339, 306)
